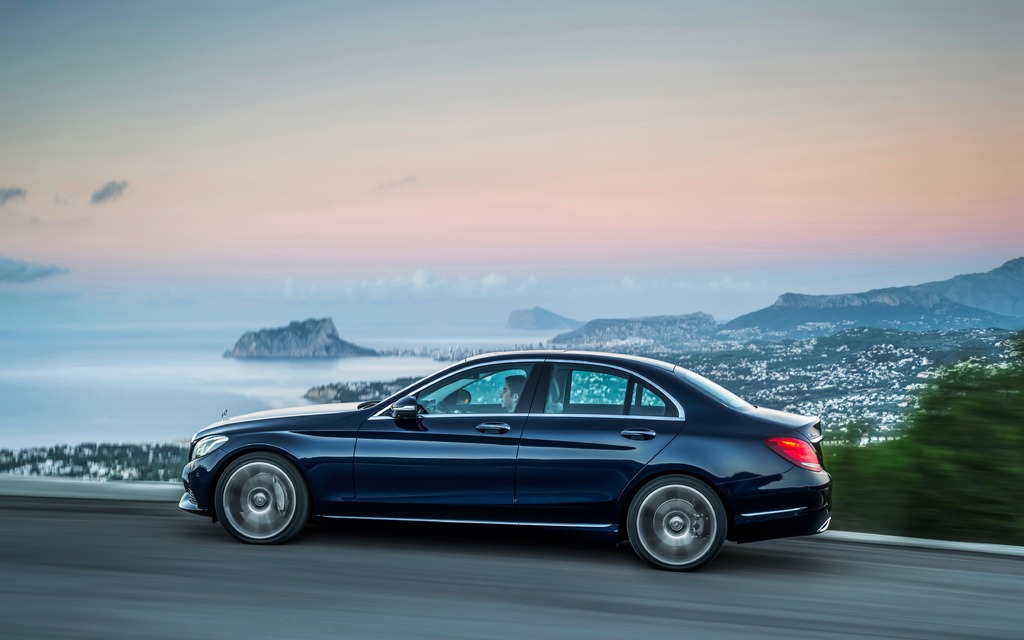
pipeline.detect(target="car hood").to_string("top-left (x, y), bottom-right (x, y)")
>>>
top-left (191, 402), bottom-right (365, 441)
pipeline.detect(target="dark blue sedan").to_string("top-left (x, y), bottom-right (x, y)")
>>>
top-left (180, 350), bottom-right (831, 570)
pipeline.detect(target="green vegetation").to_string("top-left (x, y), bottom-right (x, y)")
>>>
top-left (826, 333), bottom-right (1024, 545)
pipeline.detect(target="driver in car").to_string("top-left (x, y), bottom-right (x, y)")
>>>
top-left (499, 375), bottom-right (526, 413)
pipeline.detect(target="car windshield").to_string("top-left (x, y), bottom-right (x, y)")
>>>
top-left (674, 367), bottom-right (753, 410)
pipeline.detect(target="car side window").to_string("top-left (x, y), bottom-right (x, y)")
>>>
top-left (418, 365), bottom-right (533, 414)
top-left (631, 382), bottom-right (669, 417)
top-left (545, 365), bottom-right (629, 415)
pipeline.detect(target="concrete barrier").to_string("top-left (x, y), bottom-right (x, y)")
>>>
top-left (0, 474), bottom-right (181, 501)
top-left (816, 530), bottom-right (1024, 557)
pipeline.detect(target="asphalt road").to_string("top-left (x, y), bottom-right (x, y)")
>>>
top-left (1, 497), bottom-right (1021, 640)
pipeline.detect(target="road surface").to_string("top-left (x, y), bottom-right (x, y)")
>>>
top-left (0, 496), bottom-right (1020, 639)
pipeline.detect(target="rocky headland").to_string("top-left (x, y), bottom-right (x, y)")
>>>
top-left (507, 306), bottom-right (582, 330)
top-left (224, 317), bottom-right (377, 359)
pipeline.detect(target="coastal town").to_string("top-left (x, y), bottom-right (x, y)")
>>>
top-left (5, 325), bottom-right (1012, 483)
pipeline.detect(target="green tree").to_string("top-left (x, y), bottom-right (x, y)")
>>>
top-left (899, 362), bottom-right (1024, 544)
top-left (827, 331), bottom-right (1024, 544)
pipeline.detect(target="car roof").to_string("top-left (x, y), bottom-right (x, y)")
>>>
top-left (458, 349), bottom-right (677, 373)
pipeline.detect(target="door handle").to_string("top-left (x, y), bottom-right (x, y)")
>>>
top-left (621, 428), bottom-right (656, 441)
top-left (476, 422), bottom-right (512, 434)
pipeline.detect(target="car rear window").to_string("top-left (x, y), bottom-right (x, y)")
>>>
top-left (674, 368), bottom-right (752, 410)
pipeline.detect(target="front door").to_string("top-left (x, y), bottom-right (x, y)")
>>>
top-left (354, 363), bottom-right (537, 522)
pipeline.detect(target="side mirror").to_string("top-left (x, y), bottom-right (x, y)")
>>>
top-left (392, 395), bottom-right (422, 419)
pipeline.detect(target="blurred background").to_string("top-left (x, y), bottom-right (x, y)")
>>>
top-left (1, 0), bottom-right (1022, 544)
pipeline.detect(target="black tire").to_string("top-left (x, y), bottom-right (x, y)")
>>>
top-left (214, 452), bottom-right (310, 544)
top-left (626, 475), bottom-right (727, 571)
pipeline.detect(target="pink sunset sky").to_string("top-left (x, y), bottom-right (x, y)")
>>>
top-left (1, 1), bottom-right (1021, 327)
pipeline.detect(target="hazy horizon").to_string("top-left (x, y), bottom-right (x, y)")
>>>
top-left (2, 255), bottom-right (1022, 338)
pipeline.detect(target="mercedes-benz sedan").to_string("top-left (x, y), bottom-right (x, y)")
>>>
top-left (180, 350), bottom-right (831, 571)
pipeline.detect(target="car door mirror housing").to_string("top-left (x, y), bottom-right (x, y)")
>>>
top-left (392, 395), bottom-right (421, 419)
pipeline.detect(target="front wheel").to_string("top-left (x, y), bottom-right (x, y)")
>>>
top-left (214, 452), bottom-right (310, 544)
top-left (626, 475), bottom-right (727, 571)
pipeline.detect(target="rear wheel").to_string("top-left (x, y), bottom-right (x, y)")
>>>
top-left (627, 475), bottom-right (726, 571)
top-left (214, 452), bottom-right (310, 544)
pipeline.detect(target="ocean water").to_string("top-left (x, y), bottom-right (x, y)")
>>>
top-left (0, 326), bottom-right (531, 450)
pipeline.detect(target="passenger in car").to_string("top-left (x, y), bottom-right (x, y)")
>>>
top-left (545, 377), bottom-right (564, 414)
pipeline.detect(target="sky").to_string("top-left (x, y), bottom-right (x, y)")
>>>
top-left (1, 0), bottom-right (1022, 332)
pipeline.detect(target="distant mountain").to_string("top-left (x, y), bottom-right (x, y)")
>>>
top-left (915, 257), bottom-right (1024, 318)
top-left (224, 317), bottom-right (377, 359)
top-left (551, 313), bottom-right (719, 350)
top-left (726, 258), bottom-right (1024, 337)
top-left (507, 306), bottom-right (582, 331)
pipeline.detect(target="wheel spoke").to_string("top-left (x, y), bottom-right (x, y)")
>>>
top-left (221, 461), bottom-right (298, 541)
top-left (634, 484), bottom-right (718, 567)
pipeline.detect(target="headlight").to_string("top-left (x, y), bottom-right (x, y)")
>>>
top-left (192, 435), bottom-right (229, 460)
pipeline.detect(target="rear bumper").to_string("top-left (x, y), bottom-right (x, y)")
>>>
top-left (730, 504), bottom-right (831, 543)
top-left (722, 468), bottom-right (832, 543)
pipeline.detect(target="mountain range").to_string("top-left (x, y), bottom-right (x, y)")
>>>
top-left (550, 258), bottom-right (1024, 348)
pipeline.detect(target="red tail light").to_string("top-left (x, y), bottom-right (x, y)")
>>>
top-left (764, 436), bottom-right (822, 472)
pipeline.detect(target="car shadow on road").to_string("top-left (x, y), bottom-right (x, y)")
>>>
top-left (310, 518), bottom-right (626, 560)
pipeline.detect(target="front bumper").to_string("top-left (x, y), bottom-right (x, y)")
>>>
top-left (178, 447), bottom-right (231, 516)
top-left (178, 490), bottom-right (208, 515)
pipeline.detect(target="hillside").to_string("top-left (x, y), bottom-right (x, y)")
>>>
top-left (724, 258), bottom-right (1024, 338)
top-left (551, 313), bottom-right (719, 350)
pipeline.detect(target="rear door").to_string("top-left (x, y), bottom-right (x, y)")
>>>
top-left (515, 361), bottom-right (685, 525)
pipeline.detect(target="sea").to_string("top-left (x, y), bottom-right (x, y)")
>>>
top-left (0, 326), bottom-right (556, 450)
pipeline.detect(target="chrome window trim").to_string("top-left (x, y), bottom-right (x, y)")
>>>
top-left (367, 413), bottom-right (683, 423)
top-left (371, 358), bottom-right (544, 418)
top-left (544, 358), bottom-right (685, 418)
top-left (368, 412), bottom-right (524, 421)
top-left (525, 413), bottom-right (683, 423)
top-left (370, 356), bottom-right (684, 419)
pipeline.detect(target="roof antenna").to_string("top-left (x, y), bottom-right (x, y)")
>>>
top-left (221, 409), bottom-right (229, 420)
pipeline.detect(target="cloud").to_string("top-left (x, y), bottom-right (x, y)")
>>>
top-left (700, 276), bottom-right (757, 292)
top-left (0, 256), bottom-right (69, 283)
top-left (621, 275), bottom-right (641, 290)
top-left (0, 187), bottom-right (26, 207)
top-left (324, 269), bottom-right (526, 301)
top-left (376, 175), bottom-right (417, 192)
top-left (677, 276), bottom-right (758, 292)
top-left (517, 275), bottom-right (540, 294)
top-left (90, 180), bottom-right (129, 204)
top-left (410, 269), bottom-right (435, 289)
top-left (481, 273), bottom-right (508, 289)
